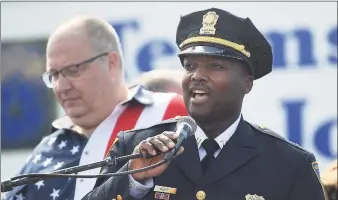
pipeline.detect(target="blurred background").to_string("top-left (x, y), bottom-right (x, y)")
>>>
top-left (1, 2), bottom-right (337, 180)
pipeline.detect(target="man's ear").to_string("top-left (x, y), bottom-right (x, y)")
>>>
top-left (244, 75), bottom-right (253, 94)
top-left (108, 52), bottom-right (119, 71)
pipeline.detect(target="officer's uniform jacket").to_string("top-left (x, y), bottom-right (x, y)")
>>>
top-left (82, 117), bottom-right (326, 200)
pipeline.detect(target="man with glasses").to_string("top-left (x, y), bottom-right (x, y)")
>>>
top-left (4, 16), bottom-right (187, 200)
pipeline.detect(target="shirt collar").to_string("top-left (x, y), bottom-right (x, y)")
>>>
top-left (121, 84), bottom-right (154, 105)
top-left (52, 84), bottom-right (154, 130)
top-left (195, 114), bottom-right (242, 150)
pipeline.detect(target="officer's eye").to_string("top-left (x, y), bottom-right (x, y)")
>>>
top-left (210, 63), bottom-right (225, 69)
top-left (183, 63), bottom-right (196, 70)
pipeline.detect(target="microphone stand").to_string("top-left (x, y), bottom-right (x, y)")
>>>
top-left (1, 123), bottom-right (189, 193)
top-left (1, 153), bottom-right (142, 192)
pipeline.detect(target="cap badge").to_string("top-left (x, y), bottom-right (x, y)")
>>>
top-left (200, 11), bottom-right (219, 35)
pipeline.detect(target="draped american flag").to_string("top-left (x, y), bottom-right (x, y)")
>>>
top-left (3, 129), bottom-right (88, 200)
top-left (3, 85), bottom-right (188, 200)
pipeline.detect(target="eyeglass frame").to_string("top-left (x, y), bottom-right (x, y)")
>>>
top-left (41, 52), bottom-right (109, 88)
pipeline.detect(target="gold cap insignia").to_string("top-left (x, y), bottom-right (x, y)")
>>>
top-left (245, 194), bottom-right (265, 200)
top-left (200, 11), bottom-right (219, 35)
top-left (116, 194), bottom-right (122, 200)
top-left (196, 190), bottom-right (206, 200)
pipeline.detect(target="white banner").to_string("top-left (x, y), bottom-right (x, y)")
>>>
top-left (2, 2), bottom-right (337, 172)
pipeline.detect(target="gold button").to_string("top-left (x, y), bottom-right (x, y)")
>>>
top-left (196, 190), bottom-right (206, 200)
top-left (117, 195), bottom-right (122, 200)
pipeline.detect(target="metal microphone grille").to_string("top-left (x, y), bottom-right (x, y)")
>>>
top-left (177, 116), bottom-right (197, 136)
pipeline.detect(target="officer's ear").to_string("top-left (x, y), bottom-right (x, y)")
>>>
top-left (238, 62), bottom-right (253, 94)
top-left (243, 75), bottom-right (253, 94)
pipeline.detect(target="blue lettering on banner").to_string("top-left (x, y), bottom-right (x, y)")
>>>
top-left (137, 40), bottom-right (175, 72)
top-left (314, 119), bottom-right (337, 157)
top-left (110, 20), bottom-right (337, 72)
top-left (111, 20), bottom-right (176, 73)
top-left (265, 31), bottom-right (287, 68)
top-left (293, 29), bottom-right (317, 67)
top-left (328, 27), bottom-right (337, 65)
top-left (283, 100), bottom-right (337, 159)
top-left (112, 20), bottom-right (140, 53)
top-left (283, 100), bottom-right (305, 145)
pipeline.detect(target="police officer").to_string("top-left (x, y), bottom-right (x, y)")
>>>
top-left (82, 8), bottom-right (326, 200)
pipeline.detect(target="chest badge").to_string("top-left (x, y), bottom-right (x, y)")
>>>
top-left (154, 185), bottom-right (177, 200)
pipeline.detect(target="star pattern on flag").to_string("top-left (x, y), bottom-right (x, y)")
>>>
top-left (32, 154), bottom-right (41, 164)
top-left (35, 180), bottom-right (44, 190)
top-left (70, 145), bottom-right (79, 155)
top-left (50, 188), bottom-right (60, 200)
top-left (58, 140), bottom-right (67, 149)
top-left (42, 157), bottom-right (53, 167)
top-left (53, 162), bottom-right (64, 170)
top-left (14, 193), bottom-right (25, 200)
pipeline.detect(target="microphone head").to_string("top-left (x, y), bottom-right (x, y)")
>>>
top-left (177, 116), bottom-right (197, 136)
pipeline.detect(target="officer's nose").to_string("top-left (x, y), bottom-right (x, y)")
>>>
top-left (191, 66), bottom-right (209, 83)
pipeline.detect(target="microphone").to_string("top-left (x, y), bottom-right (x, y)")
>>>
top-left (163, 116), bottom-right (197, 161)
top-left (136, 116), bottom-right (197, 160)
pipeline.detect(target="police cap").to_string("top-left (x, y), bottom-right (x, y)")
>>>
top-left (176, 8), bottom-right (273, 80)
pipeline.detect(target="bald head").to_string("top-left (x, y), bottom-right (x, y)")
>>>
top-left (47, 15), bottom-right (124, 69)
top-left (131, 69), bottom-right (185, 95)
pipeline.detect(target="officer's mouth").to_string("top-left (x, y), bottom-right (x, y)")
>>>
top-left (190, 90), bottom-right (210, 104)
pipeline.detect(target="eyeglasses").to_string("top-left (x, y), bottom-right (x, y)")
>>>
top-left (42, 52), bottom-right (109, 88)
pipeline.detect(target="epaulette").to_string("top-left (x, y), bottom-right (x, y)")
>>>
top-left (250, 123), bottom-right (307, 152)
top-left (124, 116), bottom-right (182, 133)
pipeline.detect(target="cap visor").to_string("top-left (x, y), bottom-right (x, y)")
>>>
top-left (178, 45), bottom-right (245, 61)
